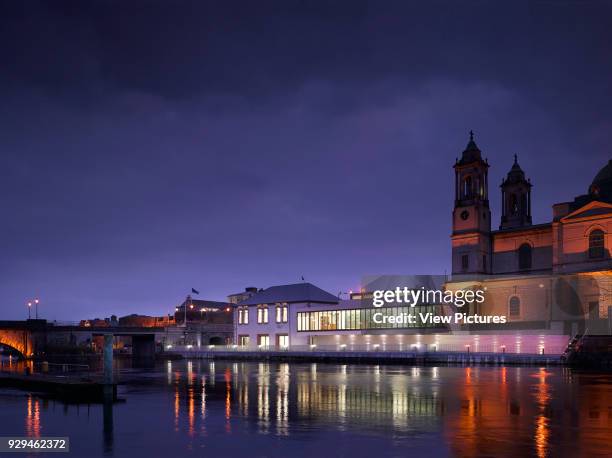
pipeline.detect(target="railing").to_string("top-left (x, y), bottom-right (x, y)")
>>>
top-left (166, 343), bottom-right (566, 355)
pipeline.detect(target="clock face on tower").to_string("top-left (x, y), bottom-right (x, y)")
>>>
top-left (460, 210), bottom-right (470, 220)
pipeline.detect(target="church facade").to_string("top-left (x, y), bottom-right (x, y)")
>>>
top-left (448, 133), bottom-right (612, 338)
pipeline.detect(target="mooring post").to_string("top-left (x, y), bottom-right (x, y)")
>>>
top-left (104, 334), bottom-right (113, 384)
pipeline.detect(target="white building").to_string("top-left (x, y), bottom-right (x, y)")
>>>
top-left (233, 282), bottom-right (340, 348)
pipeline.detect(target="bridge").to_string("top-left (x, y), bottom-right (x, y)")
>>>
top-left (0, 319), bottom-right (232, 362)
top-left (0, 320), bottom-right (162, 361)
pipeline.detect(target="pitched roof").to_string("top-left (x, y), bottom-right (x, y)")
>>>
top-left (238, 282), bottom-right (339, 306)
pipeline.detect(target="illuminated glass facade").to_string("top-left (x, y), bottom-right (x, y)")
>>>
top-left (297, 305), bottom-right (445, 331)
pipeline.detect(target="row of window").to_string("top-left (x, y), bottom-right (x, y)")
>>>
top-left (237, 305), bottom-right (288, 325)
top-left (241, 298), bottom-right (523, 333)
top-left (461, 230), bottom-right (606, 273)
top-left (297, 306), bottom-right (444, 332)
top-left (238, 334), bottom-right (289, 348)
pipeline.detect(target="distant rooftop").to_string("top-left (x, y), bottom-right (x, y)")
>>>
top-left (238, 282), bottom-right (339, 306)
top-left (177, 299), bottom-right (230, 310)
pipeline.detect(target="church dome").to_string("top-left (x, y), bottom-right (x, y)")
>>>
top-left (589, 159), bottom-right (612, 201)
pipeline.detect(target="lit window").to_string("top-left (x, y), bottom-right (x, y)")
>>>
top-left (275, 304), bottom-right (288, 323)
top-left (238, 335), bottom-right (250, 346)
top-left (238, 307), bottom-right (249, 325)
top-left (258, 334), bottom-right (269, 347)
top-left (257, 306), bottom-right (268, 324)
top-left (277, 335), bottom-right (289, 348)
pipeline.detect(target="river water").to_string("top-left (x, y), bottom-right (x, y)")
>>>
top-left (1, 360), bottom-right (612, 457)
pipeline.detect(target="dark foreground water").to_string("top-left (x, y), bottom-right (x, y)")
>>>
top-left (1, 361), bottom-right (612, 457)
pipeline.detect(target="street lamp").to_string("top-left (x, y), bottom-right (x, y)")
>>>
top-left (34, 298), bottom-right (39, 319)
top-left (27, 301), bottom-right (32, 320)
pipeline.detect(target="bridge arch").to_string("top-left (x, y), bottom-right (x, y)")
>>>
top-left (0, 330), bottom-right (30, 358)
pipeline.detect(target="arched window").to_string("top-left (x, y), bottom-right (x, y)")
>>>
top-left (518, 243), bottom-right (532, 270)
top-left (589, 229), bottom-right (605, 259)
top-left (510, 194), bottom-right (518, 215)
top-left (463, 176), bottom-right (472, 198)
top-left (509, 296), bottom-right (520, 317)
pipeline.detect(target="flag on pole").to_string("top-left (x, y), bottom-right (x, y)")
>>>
top-left (191, 288), bottom-right (200, 295)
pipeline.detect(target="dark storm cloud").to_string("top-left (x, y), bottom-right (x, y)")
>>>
top-left (1, 1), bottom-right (611, 319)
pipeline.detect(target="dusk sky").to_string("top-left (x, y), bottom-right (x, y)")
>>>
top-left (2, 1), bottom-right (611, 320)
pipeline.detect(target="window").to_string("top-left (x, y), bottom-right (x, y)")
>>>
top-left (296, 305), bottom-right (444, 331)
top-left (238, 335), bottom-right (250, 346)
top-left (257, 334), bottom-right (270, 348)
top-left (518, 243), bottom-right (532, 270)
top-left (510, 194), bottom-right (518, 215)
top-left (275, 304), bottom-right (288, 323)
top-left (463, 176), bottom-right (472, 198)
top-left (461, 254), bottom-right (469, 272)
top-left (589, 229), bottom-right (605, 259)
top-left (277, 334), bottom-right (289, 348)
top-left (589, 301), bottom-right (599, 320)
top-left (257, 306), bottom-right (269, 324)
top-left (238, 307), bottom-right (249, 325)
top-left (509, 296), bottom-right (520, 317)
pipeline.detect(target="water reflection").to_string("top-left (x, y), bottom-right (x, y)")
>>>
top-left (5, 362), bottom-right (612, 457)
top-left (25, 395), bottom-right (40, 437)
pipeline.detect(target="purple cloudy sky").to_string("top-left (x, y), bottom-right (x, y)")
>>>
top-left (1, 1), bottom-right (611, 320)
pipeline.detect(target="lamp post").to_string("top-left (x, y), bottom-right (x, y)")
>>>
top-left (27, 301), bottom-right (32, 320)
top-left (183, 294), bottom-right (191, 327)
top-left (34, 298), bottom-right (39, 319)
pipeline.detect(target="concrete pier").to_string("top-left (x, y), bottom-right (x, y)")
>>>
top-left (132, 334), bottom-right (155, 367)
top-left (103, 334), bottom-right (113, 384)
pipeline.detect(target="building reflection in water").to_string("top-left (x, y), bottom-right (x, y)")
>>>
top-left (224, 367), bottom-right (232, 433)
top-left (161, 360), bottom-right (612, 456)
top-left (25, 395), bottom-right (40, 437)
top-left (14, 358), bottom-right (612, 458)
top-left (533, 368), bottom-right (551, 458)
top-left (276, 363), bottom-right (289, 435)
top-left (257, 362), bottom-right (270, 433)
